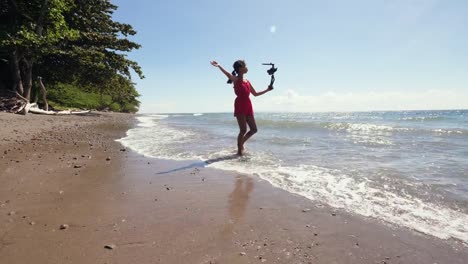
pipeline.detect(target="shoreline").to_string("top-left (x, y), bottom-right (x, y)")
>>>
top-left (0, 112), bottom-right (467, 263)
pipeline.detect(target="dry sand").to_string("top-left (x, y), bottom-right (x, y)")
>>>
top-left (0, 112), bottom-right (467, 264)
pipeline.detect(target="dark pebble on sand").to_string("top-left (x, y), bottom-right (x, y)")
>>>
top-left (104, 244), bottom-right (116, 250)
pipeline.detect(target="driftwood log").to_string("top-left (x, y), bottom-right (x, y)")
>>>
top-left (1, 77), bottom-right (90, 115)
top-left (28, 104), bottom-right (91, 115)
top-left (1, 90), bottom-right (90, 115)
top-left (0, 90), bottom-right (29, 114)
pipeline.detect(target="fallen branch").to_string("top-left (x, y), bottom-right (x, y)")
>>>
top-left (37, 77), bottom-right (48, 111)
top-left (1, 89), bottom-right (91, 115)
top-left (28, 104), bottom-right (91, 115)
top-left (0, 91), bottom-right (30, 114)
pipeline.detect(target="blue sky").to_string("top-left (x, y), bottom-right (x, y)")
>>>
top-left (112, 0), bottom-right (468, 113)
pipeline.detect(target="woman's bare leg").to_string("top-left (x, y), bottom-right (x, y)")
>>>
top-left (236, 115), bottom-right (247, 155)
top-left (242, 116), bottom-right (258, 145)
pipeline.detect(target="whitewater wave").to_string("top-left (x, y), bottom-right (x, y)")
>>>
top-left (208, 160), bottom-right (468, 244)
top-left (118, 112), bottom-right (468, 244)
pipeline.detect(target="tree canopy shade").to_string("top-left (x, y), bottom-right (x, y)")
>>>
top-left (0, 0), bottom-right (143, 113)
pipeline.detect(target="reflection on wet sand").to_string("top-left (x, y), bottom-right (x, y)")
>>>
top-left (222, 176), bottom-right (254, 237)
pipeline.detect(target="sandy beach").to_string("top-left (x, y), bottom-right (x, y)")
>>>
top-left (0, 112), bottom-right (467, 264)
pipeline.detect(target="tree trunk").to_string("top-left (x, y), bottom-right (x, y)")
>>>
top-left (36, 0), bottom-right (50, 36)
top-left (100, 90), bottom-right (104, 109)
top-left (10, 49), bottom-right (24, 96)
top-left (37, 78), bottom-right (48, 111)
top-left (23, 58), bottom-right (33, 101)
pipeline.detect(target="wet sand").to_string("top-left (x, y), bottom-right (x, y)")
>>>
top-left (0, 112), bottom-right (467, 264)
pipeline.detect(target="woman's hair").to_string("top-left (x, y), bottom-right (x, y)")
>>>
top-left (227, 60), bottom-right (246, 84)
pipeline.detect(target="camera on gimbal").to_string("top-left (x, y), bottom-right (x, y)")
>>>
top-left (262, 63), bottom-right (277, 87)
top-left (262, 63), bottom-right (277, 75)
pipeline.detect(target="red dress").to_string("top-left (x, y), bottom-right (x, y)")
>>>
top-left (233, 79), bottom-right (254, 117)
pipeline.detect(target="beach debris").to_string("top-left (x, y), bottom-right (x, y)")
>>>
top-left (239, 252), bottom-right (246, 256)
top-left (120, 148), bottom-right (126, 152)
top-left (73, 165), bottom-right (82, 168)
top-left (302, 208), bottom-right (311, 213)
top-left (104, 244), bottom-right (116, 250)
top-left (331, 212), bottom-right (336, 216)
top-left (59, 224), bottom-right (69, 230)
top-left (29, 105), bottom-right (91, 115)
top-left (0, 91), bottom-right (30, 114)
top-left (106, 157), bottom-right (111, 161)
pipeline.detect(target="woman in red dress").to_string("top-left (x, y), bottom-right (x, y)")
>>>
top-left (211, 60), bottom-right (273, 156)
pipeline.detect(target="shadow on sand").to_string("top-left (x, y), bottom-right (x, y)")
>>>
top-left (155, 154), bottom-right (239, 175)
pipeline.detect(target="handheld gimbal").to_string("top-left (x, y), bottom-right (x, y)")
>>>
top-left (262, 63), bottom-right (277, 88)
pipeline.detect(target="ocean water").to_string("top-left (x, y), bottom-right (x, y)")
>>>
top-left (117, 110), bottom-right (468, 244)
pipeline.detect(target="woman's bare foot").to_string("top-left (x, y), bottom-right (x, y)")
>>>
top-left (237, 145), bottom-right (244, 156)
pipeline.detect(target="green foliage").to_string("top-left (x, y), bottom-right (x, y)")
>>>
top-left (46, 82), bottom-right (139, 113)
top-left (1, 0), bottom-right (79, 55)
top-left (0, 0), bottom-right (143, 113)
top-left (39, 0), bottom-right (144, 87)
top-left (47, 83), bottom-right (102, 109)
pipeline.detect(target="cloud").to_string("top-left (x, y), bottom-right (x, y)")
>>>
top-left (139, 89), bottom-right (468, 114)
top-left (139, 97), bottom-right (232, 113)
top-left (254, 89), bottom-right (468, 112)
top-left (139, 101), bottom-right (178, 113)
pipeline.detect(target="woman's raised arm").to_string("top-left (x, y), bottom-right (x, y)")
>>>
top-left (210, 61), bottom-right (237, 83)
